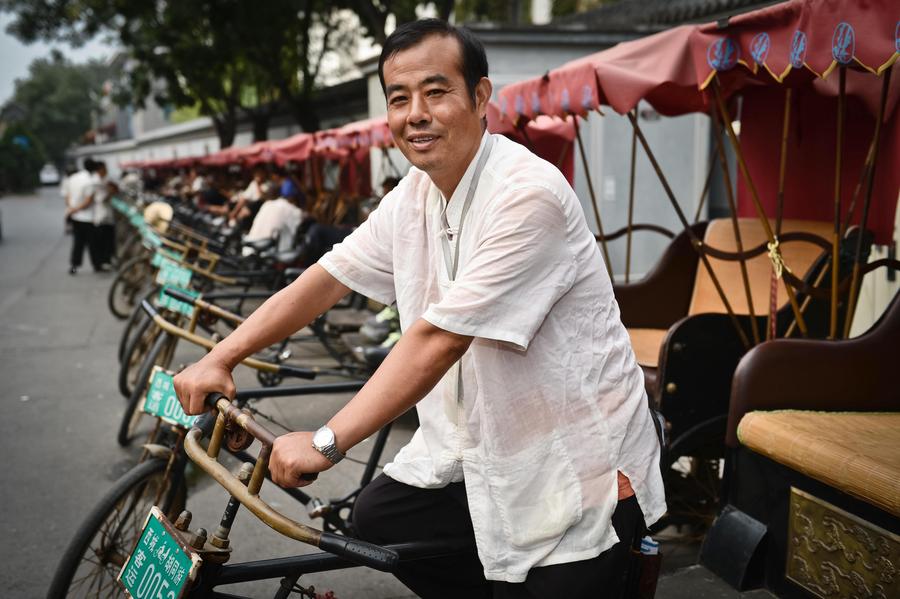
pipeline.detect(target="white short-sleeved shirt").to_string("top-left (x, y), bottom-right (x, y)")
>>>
top-left (67, 170), bottom-right (95, 223)
top-left (319, 132), bottom-right (666, 583)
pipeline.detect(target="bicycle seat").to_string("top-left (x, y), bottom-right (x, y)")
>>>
top-left (360, 345), bottom-right (391, 369)
top-left (243, 237), bottom-right (276, 253)
top-left (274, 247), bottom-right (303, 264)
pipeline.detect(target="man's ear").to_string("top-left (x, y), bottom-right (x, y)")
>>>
top-left (475, 77), bottom-right (493, 118)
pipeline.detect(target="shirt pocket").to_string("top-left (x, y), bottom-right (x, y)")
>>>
top-left (485, 433), bottom-right (583, 548)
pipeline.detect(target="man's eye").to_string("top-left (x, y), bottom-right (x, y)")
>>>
top-left (426, 89), bottom-right (446, 97)
top-left (389, 95), bottom-right (407, 105)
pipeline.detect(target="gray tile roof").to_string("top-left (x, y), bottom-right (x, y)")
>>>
top-left (554, 0), bottom-right (785, 30)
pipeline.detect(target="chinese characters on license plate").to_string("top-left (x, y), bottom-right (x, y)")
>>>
top-left (141, 367), bottom-right (198, 429)
top-left (118, 506), bottom-right (200, 598)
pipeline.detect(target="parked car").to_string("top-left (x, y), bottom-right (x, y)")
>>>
top-left (39, 163), bottom-right (60, 185)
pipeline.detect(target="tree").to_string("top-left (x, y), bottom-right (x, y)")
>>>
top-left (4, 50), bottom-right (110, 167)
top-left (0, 123), bottom-right (45, 193)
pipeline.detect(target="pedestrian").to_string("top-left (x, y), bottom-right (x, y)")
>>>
top-left (175, 19), bottom-right (665, 599)
top-left (90, 161), bottom-right (116, 269)
top-left (65, 158), bottom-right (103, 274)
top-left (60, 166), bottom-right (78, 235)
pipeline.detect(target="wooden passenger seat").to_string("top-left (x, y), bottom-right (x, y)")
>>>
top-left (630, 218), bottom-right (832, 374)
top-left (737, 410), bottom-right (900, 516)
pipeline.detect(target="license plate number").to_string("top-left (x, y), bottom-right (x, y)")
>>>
top-left (141, 367), bottom-right (198, 429)
top-left (118, 506), bottom-right (200, 598)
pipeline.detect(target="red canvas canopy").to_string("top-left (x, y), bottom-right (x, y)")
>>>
top-left (270, 133), bottom-right (314, 166)
top-left (497, 0), bottom-right (899, 243)
top-left (498, 0), bottom-right (898, 121)
top-left (486, 102), bottom-right (576, 183)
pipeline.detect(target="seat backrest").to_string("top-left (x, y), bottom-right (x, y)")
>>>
top-left (688, 218), bottom-right (833, 316)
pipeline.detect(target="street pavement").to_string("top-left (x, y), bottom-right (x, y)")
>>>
top-left (0, 187), bottom-right (766, 598)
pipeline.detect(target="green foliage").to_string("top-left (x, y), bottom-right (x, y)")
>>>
top-left (5, 50), bottom-right (111, 167)
top-left (455, 0), bottom-right (532, 24)
top-left (0, 124), bottom-right (46, 193)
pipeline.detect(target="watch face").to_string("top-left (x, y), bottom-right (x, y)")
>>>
top-left (313, 426), bottom-right (335, 448)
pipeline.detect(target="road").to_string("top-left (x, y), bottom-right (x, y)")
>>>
top-left (0, 187), bottom-right (416, 598)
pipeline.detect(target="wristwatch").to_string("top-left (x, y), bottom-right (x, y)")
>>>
top-left (312, 425), bottom-right (345, 464)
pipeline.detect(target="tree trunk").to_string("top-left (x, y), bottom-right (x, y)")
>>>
top-left (212, 113), bottom-right (237, 148)
top-left (290, 99), bottom-right (320, 133)
top-left (251, 112), bottom-right (270, 142)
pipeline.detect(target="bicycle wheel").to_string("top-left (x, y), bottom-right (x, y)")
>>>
top-left (118, 331), bottom-right (175, 447)
top-left (46, 458), bottom-right (187, 599)
top-left (117, 302), bottom-right (151, 365)
top-left (108, 255), bottom-right (153, 319)
top-left (118, 316), bottom-right (164, 399)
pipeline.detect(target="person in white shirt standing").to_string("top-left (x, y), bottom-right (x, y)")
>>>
top-left (65, 158), bottom-right (103, 274)
top-left (91, 161), bottom-right (115, 269)
top-left (175, 19), bottom-right (665, 599)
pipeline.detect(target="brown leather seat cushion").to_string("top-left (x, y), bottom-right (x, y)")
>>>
top-left (738, 411), bottom-right (900, 516)
top-left (627, 328), bottom-right (665, 398)
top-left (627, 328), bottom-right (667, 368)
top-left (689, 219), bottom-right (833, 316)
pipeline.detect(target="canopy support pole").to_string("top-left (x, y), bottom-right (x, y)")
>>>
top-left (625, 109), bottom-right (638, 283)
top-left (693, 152), bottom-right (717, 224)
top-left (842, 65), bottom-right (892, 338)
top-left (710, 104), bottom-right (760, 344)
top-left (572, 115), bottom-right (613, 276)
top-left (626, 110), bottom-right (750, 349)
top-left (829, 66), bottom-right (847, 339)
top-left (711, 79), bottom-right (808, 337)
top-left (769, 88), bottom-right (793, 340)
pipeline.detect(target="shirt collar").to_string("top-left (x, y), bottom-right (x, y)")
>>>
top-left (439, 130), bottom-right (491, 226)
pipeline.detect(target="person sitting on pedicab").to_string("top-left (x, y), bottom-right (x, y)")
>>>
top-left (175, 19), bottom-right (665, 599)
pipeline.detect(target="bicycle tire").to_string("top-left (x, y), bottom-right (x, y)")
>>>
top-left (45, 458), bottom-right (187, 599)
top-left (117, 303), bottom-right (150, 365)
top-left (108, 255), bottom-right (152, 319)
top-left (118, 315), bottom-right (164, 399)
top-left (118, 331), bottom-right (175, 447)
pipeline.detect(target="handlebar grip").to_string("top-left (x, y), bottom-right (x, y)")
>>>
top-left (318, 532), bottom-right (399, 572)
top-left (277, 365), bottom-right (318, 380)
top-left (163, 286), bottom-right (197, 304)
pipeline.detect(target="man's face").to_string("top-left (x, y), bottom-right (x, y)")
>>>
top-left (383, 35), bottom-right (490, 188)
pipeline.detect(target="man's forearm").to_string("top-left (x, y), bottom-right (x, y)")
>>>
top-left (327, 319), bottom-right (472, 452)
top-left (208, 264), bottom-right (351, 369)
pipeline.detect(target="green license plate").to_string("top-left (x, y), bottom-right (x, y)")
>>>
top-left (156, 259), bottom-right (192, 287)
top-left (141, 367), bottom-right (198, 429)
top-left (157, 285), bottom-right (198, 318)
top-left (118, 506), bottom-right (200, 598)
top-left (151, 250), bottom-right (182, 268)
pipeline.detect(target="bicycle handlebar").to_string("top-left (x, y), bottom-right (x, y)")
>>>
top-left (140, 300), bottom-right (318, 379)
top-left (184, 393), bottom-right (399, 572)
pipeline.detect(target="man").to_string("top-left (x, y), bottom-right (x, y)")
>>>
top-left (175, 19), bottom-right (665, 598)
top-left (65, 158), bottom-right (103, 274)
top-left (90, 161), bottom-right (116, 269)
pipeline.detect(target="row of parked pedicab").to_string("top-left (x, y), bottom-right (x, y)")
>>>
top-left (496, 1), bottom-right (898, 597)
top-left (52, 0), bottom-right (899, 597)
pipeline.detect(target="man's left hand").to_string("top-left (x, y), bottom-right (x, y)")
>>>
top-left (270, 431), bottom-right (335, 488)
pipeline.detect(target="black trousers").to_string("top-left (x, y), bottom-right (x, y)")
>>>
top-left (94, 223), bottom-right (116, 265)
top-left (70, 220), bottom-right (102, 270)
top-left (353, 474), bottom-right (644, 599)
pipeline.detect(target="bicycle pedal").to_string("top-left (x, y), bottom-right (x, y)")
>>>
top-left (308, 497), bottom-right (332, 519)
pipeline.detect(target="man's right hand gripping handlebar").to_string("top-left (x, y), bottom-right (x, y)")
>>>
top-left (181, 391), bottom-right (400, 572)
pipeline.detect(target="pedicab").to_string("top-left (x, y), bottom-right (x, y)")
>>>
top-left (498, 0), bottom-right (899, 537)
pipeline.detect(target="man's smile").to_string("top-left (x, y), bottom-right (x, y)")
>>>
top-left (407, 133), bottom-right (440, 151)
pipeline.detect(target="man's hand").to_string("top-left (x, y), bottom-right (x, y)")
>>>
top-left (270, 432), bottom-right (335, 488)
top-left (173, 355), bottom-right (236, 415)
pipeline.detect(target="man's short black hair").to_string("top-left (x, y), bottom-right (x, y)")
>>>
top-left (378, 18), bottom-right (488, 104)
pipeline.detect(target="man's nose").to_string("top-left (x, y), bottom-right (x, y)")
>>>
top-left (406, 93), bottom-right (431, 126)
